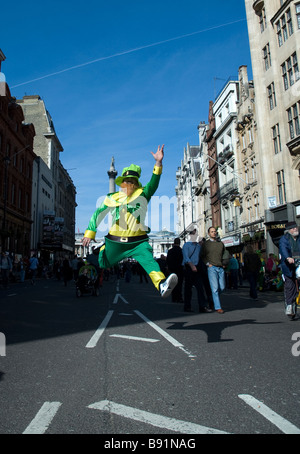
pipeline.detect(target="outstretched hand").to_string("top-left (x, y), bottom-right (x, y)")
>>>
top-left (150, 144), bottom-right (164, 166)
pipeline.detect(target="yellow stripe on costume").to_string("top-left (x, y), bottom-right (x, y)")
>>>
top-left (153, 165), bottom-right (162, 175)
top-left (84, 230), bottom-right (96, 240)
top-left (149, 271), bottom-right (166, 290)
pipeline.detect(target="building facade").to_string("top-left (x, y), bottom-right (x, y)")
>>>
top-left (236, 65), bottom-right (266, 251)
top-left (0, 52), bottom-right (36, 255)
top-left (245, 0), bottom-right (300, 248)
top-left (212, 79), bottom-right (242, 250)
top-left (176, 122), bottom-right (212, 240)
top-left (16, 95), bottom-right (77, 257)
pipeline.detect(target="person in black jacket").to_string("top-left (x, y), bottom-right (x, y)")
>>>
top-left (279, 221), bottom-right (300, 318)
top-left (243, 245), bottom-right (262, 301)
top-left (167, 238), bottom-right (183, 302)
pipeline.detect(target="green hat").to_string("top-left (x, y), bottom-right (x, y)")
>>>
top-left (115, 164), bottom-right (142, 187)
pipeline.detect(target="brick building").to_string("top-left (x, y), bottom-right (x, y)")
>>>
top-left (0, 51), bottom-right (36, 255)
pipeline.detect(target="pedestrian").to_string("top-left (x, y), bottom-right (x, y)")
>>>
top-left (200, 226), bottom-right (226, 314)
top-left (266, 253), bottom-right (277, 277)
top-left (17, 256), bottom-right (25, 283)
top-left (62, 256), bottom-right (72, 286)
top-left (82, 145), bottom-right (178, 298)
top-left (182, 226), bottom-right (212, 313)
top-left (228, 255), bottom-right (239, 289)
top-left (70, 255), bottom-right (79, 281)
top-left (137, 262), bottom-right (148, 283)
top-left (156, 254), bottom-right (168, 276)
top-left (0, 251), bottom-right (12, 288)
top-left (29, 254), bottom-right (39, 285)
top-left (167, 238), bottom-right (183, 302)
top-left (243, 245), bottom-right (261, 300)
top-left (279, 221), bottom-right (300, 319)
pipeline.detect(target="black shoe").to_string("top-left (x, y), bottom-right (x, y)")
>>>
top-left (199, 307), bottom-right (213, 313)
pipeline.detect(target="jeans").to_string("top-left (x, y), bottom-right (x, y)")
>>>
top-left (207, 266), bottom-right (225, 310)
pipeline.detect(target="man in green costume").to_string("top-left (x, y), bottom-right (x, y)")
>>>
top-left (82, 145), bottom-right (178, 298)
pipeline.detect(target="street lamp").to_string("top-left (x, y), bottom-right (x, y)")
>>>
top-left (182, 201), bottom-right (186, 242)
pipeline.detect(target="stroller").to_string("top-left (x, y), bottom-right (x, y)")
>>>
top-left (76, 265), bottom-right (99, 297)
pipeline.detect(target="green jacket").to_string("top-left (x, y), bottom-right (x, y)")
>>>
top-left (84, 165), bottom-right (162, 240)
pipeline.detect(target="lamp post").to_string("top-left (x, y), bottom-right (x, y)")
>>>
top-left (182, 201), bottom-right (186, 242)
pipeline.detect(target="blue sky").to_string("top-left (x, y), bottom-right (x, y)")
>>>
top-left (1, 0), bottom-right (252, 235)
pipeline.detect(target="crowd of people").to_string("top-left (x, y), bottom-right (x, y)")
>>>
top-left (1, 222), bottom-right (299, 319)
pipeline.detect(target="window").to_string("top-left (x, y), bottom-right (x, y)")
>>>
top-left (251, 158), bottom-right (256, 181)
top-left (267, 82), bottom-right (277, 110)
top-left (287, 8), bottom-right (294, 35)
top-left (287, 103), bottom-right (300, 139)
top-left (259, 7), bottom-right (267, 32)
top-left (282, 53), bottom-right (300, 90)
top-left (248, 128), bottom-right (253, 144)
top-left (263, 43), bottom-right (271, 71)
top-left (272, 124), bottom-right (282, 154)
top-left (276, 170), bottom-right (286, 205)
top-left (296, 3), bottom-right (300, 29)
top-left (11, 183), bottom-right (15, 205)
top-left (276, 8), bottom-right (294, 46)
top-left (18, 189), bottom-right (22, 209)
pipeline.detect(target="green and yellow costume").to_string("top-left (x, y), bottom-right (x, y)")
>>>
top-left (83, 165), bottom-right (166, 290)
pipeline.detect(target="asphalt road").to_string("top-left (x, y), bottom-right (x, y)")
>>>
top-left (0, 273), bottom-right (299, 435)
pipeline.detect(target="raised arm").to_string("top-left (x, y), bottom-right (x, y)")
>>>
top-left (150, 144), bottom-right (164, 167)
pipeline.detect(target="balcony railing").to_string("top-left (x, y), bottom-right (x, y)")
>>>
top-left (219, 178), bottom-right (238, 199)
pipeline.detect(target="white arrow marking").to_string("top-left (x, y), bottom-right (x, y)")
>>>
top-left (134, 310), bottom-right (196, 358)
top-left (239, 394), bottom-right (300, 434)
top-left (23, 402), bottom-right (62, 434)
top-left (109, 334), bottom-right (160, 343)
top-left (86, 310), bottom-right (114, 348)
top-left (88, 400), bottom-right (229, 434)
top-left (113, 293), bottom-right (129, 304)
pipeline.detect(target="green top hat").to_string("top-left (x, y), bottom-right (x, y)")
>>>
top-left (115, 164), bottom-right (142, 187)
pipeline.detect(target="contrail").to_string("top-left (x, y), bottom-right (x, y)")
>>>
top-left (11, 18), bottom-right (246, 88)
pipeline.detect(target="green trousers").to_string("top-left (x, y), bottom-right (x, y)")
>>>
top-left (98, 238), bottom-right (165, 290)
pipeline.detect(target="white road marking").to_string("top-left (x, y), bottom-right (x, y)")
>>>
top-left (113, 293), bottom-right (129, 304)
top-left (85, 310), bottom-right (114, 348)
top-left (134, 310), bottom-right (196, 358)
top-left (23, 402), bottom-right (62, 434)
top-left (109, 334), bottom-right (160, 343)
top-left (88, 400), bottom-right (229, 434)
top-left (238, 394), bottom-right (300, 434)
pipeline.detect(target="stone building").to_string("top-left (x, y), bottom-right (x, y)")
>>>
top-left (236, 65), bottom-right (266, 251)
top-left (16, 95), bottom-right (76, 256)
top-left (176, 122), bottom-right (211, 241)
top-left (245, 0), bottom-right (300, 248)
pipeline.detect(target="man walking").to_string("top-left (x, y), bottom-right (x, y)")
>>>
top-left (201, 226), bottom-right (226, 314)
top-left (279, 221), bottom-right (300, 319)
top-left (182, 226), bottom-right (212, 313)
top-left (167, 238), bottom-right (183, 302)
top-left (0, 252), bottom-right (12, 289)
